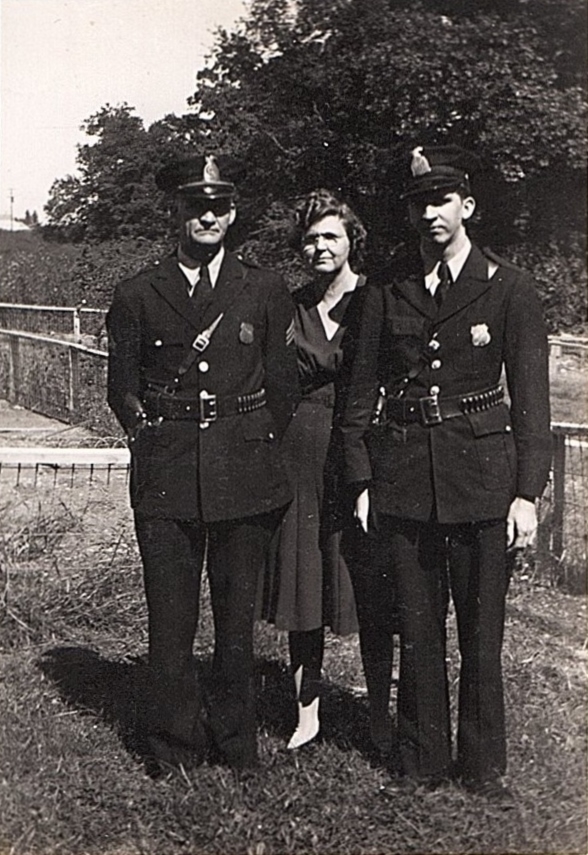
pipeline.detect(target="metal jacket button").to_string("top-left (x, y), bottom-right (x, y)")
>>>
top-left (198, 361), bottom-right (209, 373)
top-left (431, 359), bottom-right (442, 370)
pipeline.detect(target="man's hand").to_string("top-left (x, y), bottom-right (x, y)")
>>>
top-left (355, 488), bottom-right (370, 534)
top-left (123, 393), bottom-right (149, 442)
top-left (506, 496), bottom-right (537, 549)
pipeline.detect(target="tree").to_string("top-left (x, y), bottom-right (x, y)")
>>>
top-left (40, 0), bottom-right (586, 326)
top-left (190, 0), bottom-right (585, 244)
top-left (184, 0), bottom-right (586, 325)
top-left (44, 104), bottom-right (172, 242)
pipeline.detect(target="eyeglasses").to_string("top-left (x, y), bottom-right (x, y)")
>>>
top-left (302, 232), bottom-right (345, 248)
top-left (183, 198), bottom-right (233, 218)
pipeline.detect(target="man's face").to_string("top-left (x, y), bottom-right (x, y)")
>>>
top-left (178, 195), bottom-right (236, 256)
top-left (408, 189), bottom-right (475, 249)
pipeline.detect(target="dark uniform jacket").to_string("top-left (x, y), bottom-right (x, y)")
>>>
top-left (342, 243), bottom-right (551, 524)
top-left (107, 252), bottom-right (299, 522)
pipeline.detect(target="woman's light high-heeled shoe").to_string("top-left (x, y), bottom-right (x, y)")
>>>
top-left (287, 697), bottom-right (320, 750)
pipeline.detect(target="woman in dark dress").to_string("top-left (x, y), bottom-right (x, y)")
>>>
top-left (261, 189), bottom-right (397, 750)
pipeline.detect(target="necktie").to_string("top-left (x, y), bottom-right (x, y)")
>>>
top-left (434, 262), bottom-right (452, 308)
top-left (198, 264), bottom-right (212, 295)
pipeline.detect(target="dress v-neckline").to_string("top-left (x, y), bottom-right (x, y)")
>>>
top-left (315, 300), bottom-right (343, 342)
top-left (313, 274), bottom-right (365, 341)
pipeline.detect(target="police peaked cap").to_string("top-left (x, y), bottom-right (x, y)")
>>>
top-left (400, 145), bottom-right (482, 199)
top-left (155, 154), bottom-right (246, 198)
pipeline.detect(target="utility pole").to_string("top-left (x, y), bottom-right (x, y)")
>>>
top-left (9, 189), bottom-right (14, 231)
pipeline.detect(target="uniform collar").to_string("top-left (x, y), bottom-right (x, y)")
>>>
top-left (149, 250), bottom-right (244, 332)
top-left (394, 242), bottom-right (494, 321)
top-left (424, 238), bottom-right (472, 295)
top-left (178, 246), bottom-right (226, 293)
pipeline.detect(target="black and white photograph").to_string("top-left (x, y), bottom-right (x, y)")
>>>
top-left (0, 1), bottom-right (586, 853)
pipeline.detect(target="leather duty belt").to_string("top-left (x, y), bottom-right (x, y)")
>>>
top-left (142, 387), bottom-right (266, 423)
top-left (385, 385), bottom-right (504, 427)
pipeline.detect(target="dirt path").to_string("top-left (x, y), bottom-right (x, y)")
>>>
top-left (0, 399), bottom-right (100, 446)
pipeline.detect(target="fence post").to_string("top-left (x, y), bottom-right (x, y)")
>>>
top-left (73, 308), bottom-right (81, 341)
top-left (68, 346), bottom-right (80, 413)
top-left (535, 488), bottom-right (552, 579)
top-left (8, 336), bottom-right (20, 404)
top-left (551, 431), bottom-right (566, 560)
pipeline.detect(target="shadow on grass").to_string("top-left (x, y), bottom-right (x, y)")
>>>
top-left (37, 647), bottom-right (392, 771)
top-left (37, 646), bottom-right (150, 759)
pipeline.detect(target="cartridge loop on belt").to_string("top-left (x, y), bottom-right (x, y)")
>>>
top-left (385, 385), bottom-right (504, 427)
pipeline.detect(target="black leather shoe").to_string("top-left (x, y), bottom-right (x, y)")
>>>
top-left (462, 777), bottom-right (515, 806)
top-left (146, 721), bottom-right (208, 773)
top-left (378, 772), bottom-right (449, 797)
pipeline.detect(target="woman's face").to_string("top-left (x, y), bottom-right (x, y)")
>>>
top-left (302, 214), bottom-right (351, 275)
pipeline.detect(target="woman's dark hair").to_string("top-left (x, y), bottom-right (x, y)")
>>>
top-left (292, 188), bottom-right (367, 269)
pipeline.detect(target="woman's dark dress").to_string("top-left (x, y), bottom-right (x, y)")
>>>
top-left (261, 277), bottom-right (367, 635)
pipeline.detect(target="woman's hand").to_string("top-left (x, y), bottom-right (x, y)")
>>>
top-left (355, 488), bottom-right (370, 533)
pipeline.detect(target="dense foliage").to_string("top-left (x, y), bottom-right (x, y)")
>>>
top-left (0, 231), bottom-right (170, 310)
top-left (24, 0), bottom-right (588, 328)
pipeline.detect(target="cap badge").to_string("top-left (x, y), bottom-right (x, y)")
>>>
top-left (203, 155), bottom-right (221, 183)
top-left (410, 147), bottom-right (432, 177)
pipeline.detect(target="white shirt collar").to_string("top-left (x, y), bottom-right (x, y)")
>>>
top-left (178, 246), bottom-right (225, 294)
top-left (424, 238), bottom-right (472, 295)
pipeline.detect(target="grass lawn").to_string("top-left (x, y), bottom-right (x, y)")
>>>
top-left (0, 462), bottom-right (586, 855)
top-left (549, 355), bottom-right (588, 425)
top-left (0, 355), bottom-right (586, 855)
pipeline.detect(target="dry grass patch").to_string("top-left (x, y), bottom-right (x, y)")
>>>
top-left (0, 468), bottom-right (586, 854)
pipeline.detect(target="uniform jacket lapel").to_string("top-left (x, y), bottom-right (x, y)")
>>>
top-left (393, 244), bottom-right (494, 323)
top-left (197, 252), bottom-right (248, 326)
top-left (148, 252), bottom-right (249, 332)
top-left (149, 255), bottom-right (203, 330)
top-left (395, 273), bottom-right (438, 320)
top-left (437, 244), bottom-right (493, 322)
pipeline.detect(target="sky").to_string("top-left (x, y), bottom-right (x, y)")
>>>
top-left (0, 0), bottom-right (248, 219)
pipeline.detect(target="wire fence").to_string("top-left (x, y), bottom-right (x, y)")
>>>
top-left (0, 329), bottom-right (118, 435)
top-left (0, 303), bottom-right (107, 344)
top-left (536, 426), bottom-right (588, 593)
top-left (0, 322), bottom-right (586, 593)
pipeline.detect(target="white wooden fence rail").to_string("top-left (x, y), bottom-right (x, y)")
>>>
top-left (0, 317), bottom-right (586, 586)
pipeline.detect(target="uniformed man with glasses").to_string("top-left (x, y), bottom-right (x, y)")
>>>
top-left (107, 154), bottom-right (298, 773)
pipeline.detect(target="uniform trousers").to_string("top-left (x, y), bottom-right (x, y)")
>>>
top-left (135, 509), bottom-right (282, 769)
top-left (375, 514), bottom-right (510, 782)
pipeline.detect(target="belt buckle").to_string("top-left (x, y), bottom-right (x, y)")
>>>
top-left (199, 391), bottom-right (217, 423)
top-left (419, 393), bottom-right (442, 426)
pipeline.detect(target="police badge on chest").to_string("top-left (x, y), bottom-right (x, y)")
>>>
top-left (239, 322), bottom-right (255, 344)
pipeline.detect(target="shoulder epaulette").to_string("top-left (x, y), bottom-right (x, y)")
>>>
top-left (236, 254), bottom-right (261, 269)
top-left (482, 247), bottom-right (523, 273)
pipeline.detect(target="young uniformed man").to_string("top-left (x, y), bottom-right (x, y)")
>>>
top-left (107, 154), bottom-right (298, 772)
top-left (342, 145), bottom-right (551, 798)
